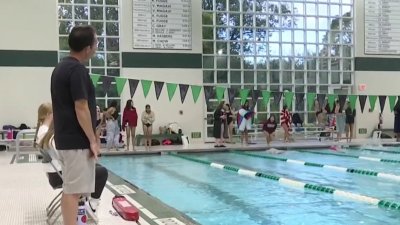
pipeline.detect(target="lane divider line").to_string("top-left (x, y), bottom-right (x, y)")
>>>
top-left (359, 156), bottom-right (381, 162)
top-left (299, 150), bottom-right (400, 164)
top-left (231, 151), bottom-right (400, 182)
top-left (168, 152), bottom-right (400, 211)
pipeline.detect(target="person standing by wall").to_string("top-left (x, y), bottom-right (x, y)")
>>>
top-left (280, 105), bottom-right (292, 143)
top-left (122, 99), bottom-right (138, 151)
top-left (225, 103), bottom-right (235, 144)
top-left (394, 100), bottom-right (400, 142)
top-left (335, 100), bottom-right (346, 142)
top-left (50, 25), bottom-right (99, 225)
top-left (105, 100), bottom-right (120, 151)
top-left (314, 100), bottom-right (325, 126)
top-left (141, 104), bottom-right (155, 150)
top-left (237, 100), bottom-right (253, 145)
top-left (213, 101), bottom-right (226, 147)
top-left (345, 101), bottom-right (356, 142)
top-left (325, 101), bottom-right (335, 128)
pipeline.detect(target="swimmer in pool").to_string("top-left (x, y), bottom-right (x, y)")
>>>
top-left (265, 148), bottom-right (285, 154)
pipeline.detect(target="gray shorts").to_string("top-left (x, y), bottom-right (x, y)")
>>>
top-left (58, 149), bottom-right (95, 195)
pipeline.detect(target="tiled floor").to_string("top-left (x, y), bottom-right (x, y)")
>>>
top-left (0, 151), bottom-right (121, 225)
top-left (0, 138), bottom-right (398, 225)
top-left (0, 150), bottom-right (195, 225)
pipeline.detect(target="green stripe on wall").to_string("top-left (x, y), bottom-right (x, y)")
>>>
top-left (2, 50), bottom-right (399, 72)
top-left (0, 50), bottom-right (58, 67)
top-left (355, 57), bottom-right (400, 71)
top-left (122, 52), bottom-right (202, 68)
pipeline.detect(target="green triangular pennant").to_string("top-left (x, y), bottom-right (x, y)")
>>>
top-left (166, 83), bottom-right (178, 101)
top-left (328, 94), bottom-right (336, 111)
top-left (369, 95), bottom-right (377, 112)
top-left (141, 80), bottom-right (152, 98)
top-left (261, 90), bottom-right (271, 105)
top-left (240, 89), bottom-right (250, 105)
top-left (191, 85), bottom-right (202, 103)
top-left (216, 86), bottom-right (226, 102)
top-left (348, 95), bottom-right (357, 110)
top-left (90, 74), bottom-right (101, 88)
top-left (115, 77), bottom-right (127, 96)
top-left (284, 91), bottom-right (294, 109)
top-left (389, 96), bottom-right (397, 112)
top-left (306, 93), bottom-right (316, 111)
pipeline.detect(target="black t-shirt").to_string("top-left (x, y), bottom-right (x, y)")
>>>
top-left (51, 57), bottom-right (96, 150)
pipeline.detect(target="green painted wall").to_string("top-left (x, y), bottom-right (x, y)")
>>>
top-left (0, 50), bottom-right (58, 67)
top-left (2, 50), bottom-right (400, 72)
top-left (122, 52), bottom-right (202, 68)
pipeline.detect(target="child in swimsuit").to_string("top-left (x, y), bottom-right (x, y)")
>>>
top-left (280, 105), bottom-right (292, 143)
top-left (141, 104), bottom-right (155, 149)
top-left (263, 115), bottom-right (277, 145)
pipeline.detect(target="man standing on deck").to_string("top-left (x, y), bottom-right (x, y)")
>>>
top-left (51, 25), bottom-right (100, 225)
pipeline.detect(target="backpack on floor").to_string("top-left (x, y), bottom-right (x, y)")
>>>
top-left (151, 139), bottom-right (160, 146)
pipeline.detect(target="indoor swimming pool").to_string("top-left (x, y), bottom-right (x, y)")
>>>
top-left (100, 148), bottom-right (400, 225)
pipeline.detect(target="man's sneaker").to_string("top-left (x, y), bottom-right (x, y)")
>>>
top-left (85, 199), bottom-right (100, 222)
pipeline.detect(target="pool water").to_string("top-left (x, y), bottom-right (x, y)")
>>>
top-left (100, 149), bottom-right (400, 225)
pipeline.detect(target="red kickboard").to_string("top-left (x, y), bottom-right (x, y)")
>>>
top-left (112, 196), bottom-right (139, 222)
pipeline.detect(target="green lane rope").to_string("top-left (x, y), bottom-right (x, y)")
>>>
top-left (168, 152), bottom-right (400, 211)
top-left (231, 151), bottom-right (400, 182)
top-left (299, 150), bottom-right (400, 164)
